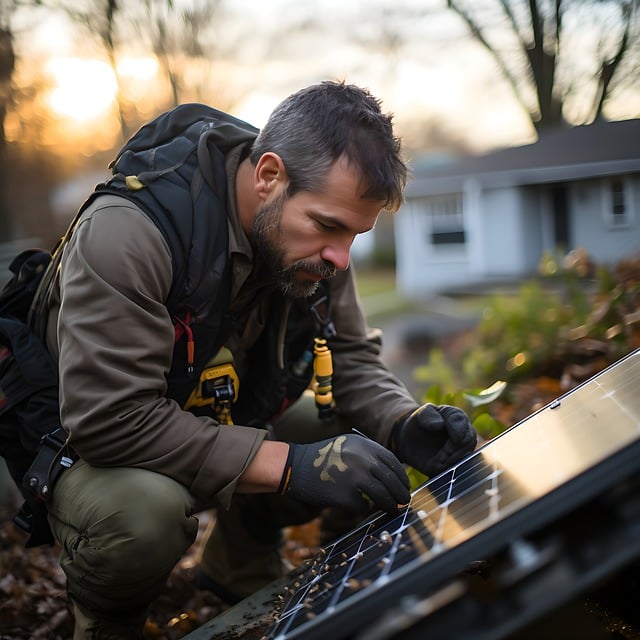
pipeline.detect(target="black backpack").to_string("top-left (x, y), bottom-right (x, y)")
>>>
top-left (0, 248), bottom-right (62, 546)
top-left (0, 103), bottom-right (332, 548)
top-left (0, 104), bottom-right (258, 547)
top-left (0, 104), bottom-right (257, 547)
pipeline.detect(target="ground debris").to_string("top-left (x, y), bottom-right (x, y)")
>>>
top-left (0, 507), bottom-right (222, 639)
top-left (0, 505), bottom-right (319, 640)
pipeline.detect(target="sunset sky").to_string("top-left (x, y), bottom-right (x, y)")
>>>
top-left (11, 0), bottom-right (640, 158)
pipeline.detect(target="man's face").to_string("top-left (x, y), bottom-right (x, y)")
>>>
top-left (253, 156), bottom-right (384, 298)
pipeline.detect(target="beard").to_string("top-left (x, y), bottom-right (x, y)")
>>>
top-left (253, 193), bottom-right (337, 298)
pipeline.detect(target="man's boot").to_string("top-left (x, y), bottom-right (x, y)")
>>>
top-left (70, 599), bottom-right (146, 640)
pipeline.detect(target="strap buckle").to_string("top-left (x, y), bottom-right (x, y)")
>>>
top-left (22, 427), bottom-right (77, 503)
top-left (310, 295), bottom-right (336, 339)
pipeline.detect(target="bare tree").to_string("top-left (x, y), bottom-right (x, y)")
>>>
top-left (0, 0), bottom-right (28, 239)
top-left (135, 0), bottom-right (224, 108)
top-left (45, 0), bottom-right (233, 136)
top-left (0, 11), bottom-right (15, 238)
top-left (446, 0), bottom-right (640, 132)
top-left (43, 0), bottom-right (133, 139)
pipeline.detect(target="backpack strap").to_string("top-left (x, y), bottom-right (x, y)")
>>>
top-left (102, 103), bottom-right (258, 316)
top-left (28, 204), bottom-right (87, 339)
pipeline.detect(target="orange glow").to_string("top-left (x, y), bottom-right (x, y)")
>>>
top-left (46, 58), bottom-right (117, 122)
top-left (15, 55), bottom-right (162, 155)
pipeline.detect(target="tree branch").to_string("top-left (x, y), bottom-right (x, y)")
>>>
top-left (592, 2), bottom-right (632, 119)
top-left (523, 0), bottom-right (564, 128)
top-left (447, 0), bottom-right (536, 128)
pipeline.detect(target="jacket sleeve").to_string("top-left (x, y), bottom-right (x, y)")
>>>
top-left (55, 195), bottom-right (266, 505)
top-left (328, 267), bottom-right (418, 446)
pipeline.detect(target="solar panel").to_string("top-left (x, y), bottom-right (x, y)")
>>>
top-left (190, 348), bottom-right (640, 640)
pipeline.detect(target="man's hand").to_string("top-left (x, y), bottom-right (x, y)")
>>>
top-left (392, 404), bottom-right (477, 477)
top-left (280, 435), bottom-right (411, 514)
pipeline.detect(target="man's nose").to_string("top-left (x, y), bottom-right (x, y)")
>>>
top-left (320, 242), bottom-right (351, 271)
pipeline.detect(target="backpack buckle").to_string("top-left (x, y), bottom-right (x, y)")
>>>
top-left (22, 427), bottom-right (77, 503)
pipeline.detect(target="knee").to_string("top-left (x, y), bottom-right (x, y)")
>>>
top-left (55, 466), bottom-right (199, 579)
top-left (95, 472), bottom-right (198, 571)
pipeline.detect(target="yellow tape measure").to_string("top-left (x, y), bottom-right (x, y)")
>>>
top-left (184, 348), bottom-right (239, 425)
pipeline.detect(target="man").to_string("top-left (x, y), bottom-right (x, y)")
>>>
top-left (38, 81), bottom-right (477, 638)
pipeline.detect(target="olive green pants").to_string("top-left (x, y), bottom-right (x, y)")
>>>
top-left (47, 392), bottom-right (350, 619)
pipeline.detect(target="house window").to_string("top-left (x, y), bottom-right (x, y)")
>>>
top-left (421, 194), bottom-right (465, 245)
top-left (603, 177), bottom-right (633, 228)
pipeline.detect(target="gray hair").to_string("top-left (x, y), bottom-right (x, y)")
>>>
top-left (250, 81), bottom-right (407, 212)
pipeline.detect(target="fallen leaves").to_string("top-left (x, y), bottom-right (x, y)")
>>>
top-left (0, 508), bottom-right (72, 639)
top-left (0, 505), bottom-right (226, 640)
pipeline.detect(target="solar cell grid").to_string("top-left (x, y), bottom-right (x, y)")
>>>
top-left (266, 348), bottom-right (640, 639)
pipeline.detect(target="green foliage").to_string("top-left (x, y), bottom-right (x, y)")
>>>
top-left (414, 348), bottom-right (456, 390)
top-left (458, 250), bottom-right (638, 387)
top-left (463, 279), bottom-right (580, 384)
top-left (415, 349), bottom-right (507, 433)
top-left (407, 467), bottom-right (430, 491)
top-left (410, 249), bottom-right (640, 478)
top-left (424, 379), bottom-right (507, 439)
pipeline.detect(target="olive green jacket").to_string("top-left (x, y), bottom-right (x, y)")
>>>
top-left (43, 150), bottom-right (417, 507)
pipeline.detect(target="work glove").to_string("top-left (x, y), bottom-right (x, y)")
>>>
top-left (391, 404), bottom-right (477, 478)
top-left (279, 434), bottom-right (411, 514)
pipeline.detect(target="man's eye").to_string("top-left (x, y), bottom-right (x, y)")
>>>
top-left (316, 220), bottom-right (335, 231)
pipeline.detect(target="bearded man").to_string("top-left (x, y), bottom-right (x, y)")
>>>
top-left (36, 81), bottom-right (477, 639)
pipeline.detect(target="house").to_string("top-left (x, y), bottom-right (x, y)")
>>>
top-left (395, 118), bottom-right (640, 298)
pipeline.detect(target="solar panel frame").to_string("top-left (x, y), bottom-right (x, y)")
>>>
top-left (265, 348), bottom-right (640, 640)
top-left (271, 441), bottom-right (640, 640)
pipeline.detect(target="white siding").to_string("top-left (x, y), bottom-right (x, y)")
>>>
top-left (572, 176), bottom-right (640, 266)
top-left (475, 186), bottom-right (543, 278)
top-left (397, 172), bottom-right (640, 300)
top-left (395, 197), bottom-right (472, 297)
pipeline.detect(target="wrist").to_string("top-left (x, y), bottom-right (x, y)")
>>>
top-left (236, 440), bottom-right (290, 493)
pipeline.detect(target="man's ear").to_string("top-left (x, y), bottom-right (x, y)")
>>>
top-left (254, 152), bottom-right (288, 200)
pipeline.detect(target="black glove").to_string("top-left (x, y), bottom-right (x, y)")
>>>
top-left (279, 434), bottom-right (411, 514)
top-left (391, 404), bottom-right (477, 477)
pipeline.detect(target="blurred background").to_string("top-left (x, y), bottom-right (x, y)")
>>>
top-left (2, 4), bottom-right (640, 637)
top-left (0, 0), bottom-right (638, 255)
top-left (0, 0), bottom-right (637, 424)
top-left (0, 0), bottom-right (639, 424)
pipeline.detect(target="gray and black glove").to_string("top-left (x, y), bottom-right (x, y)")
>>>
top-left (391, 404), bottom-right (477, 477)
top-left (279, 434), bottom-right (411, 514)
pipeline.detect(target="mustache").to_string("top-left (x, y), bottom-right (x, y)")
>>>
top-left (284, 259), bottom-right (337, 280)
